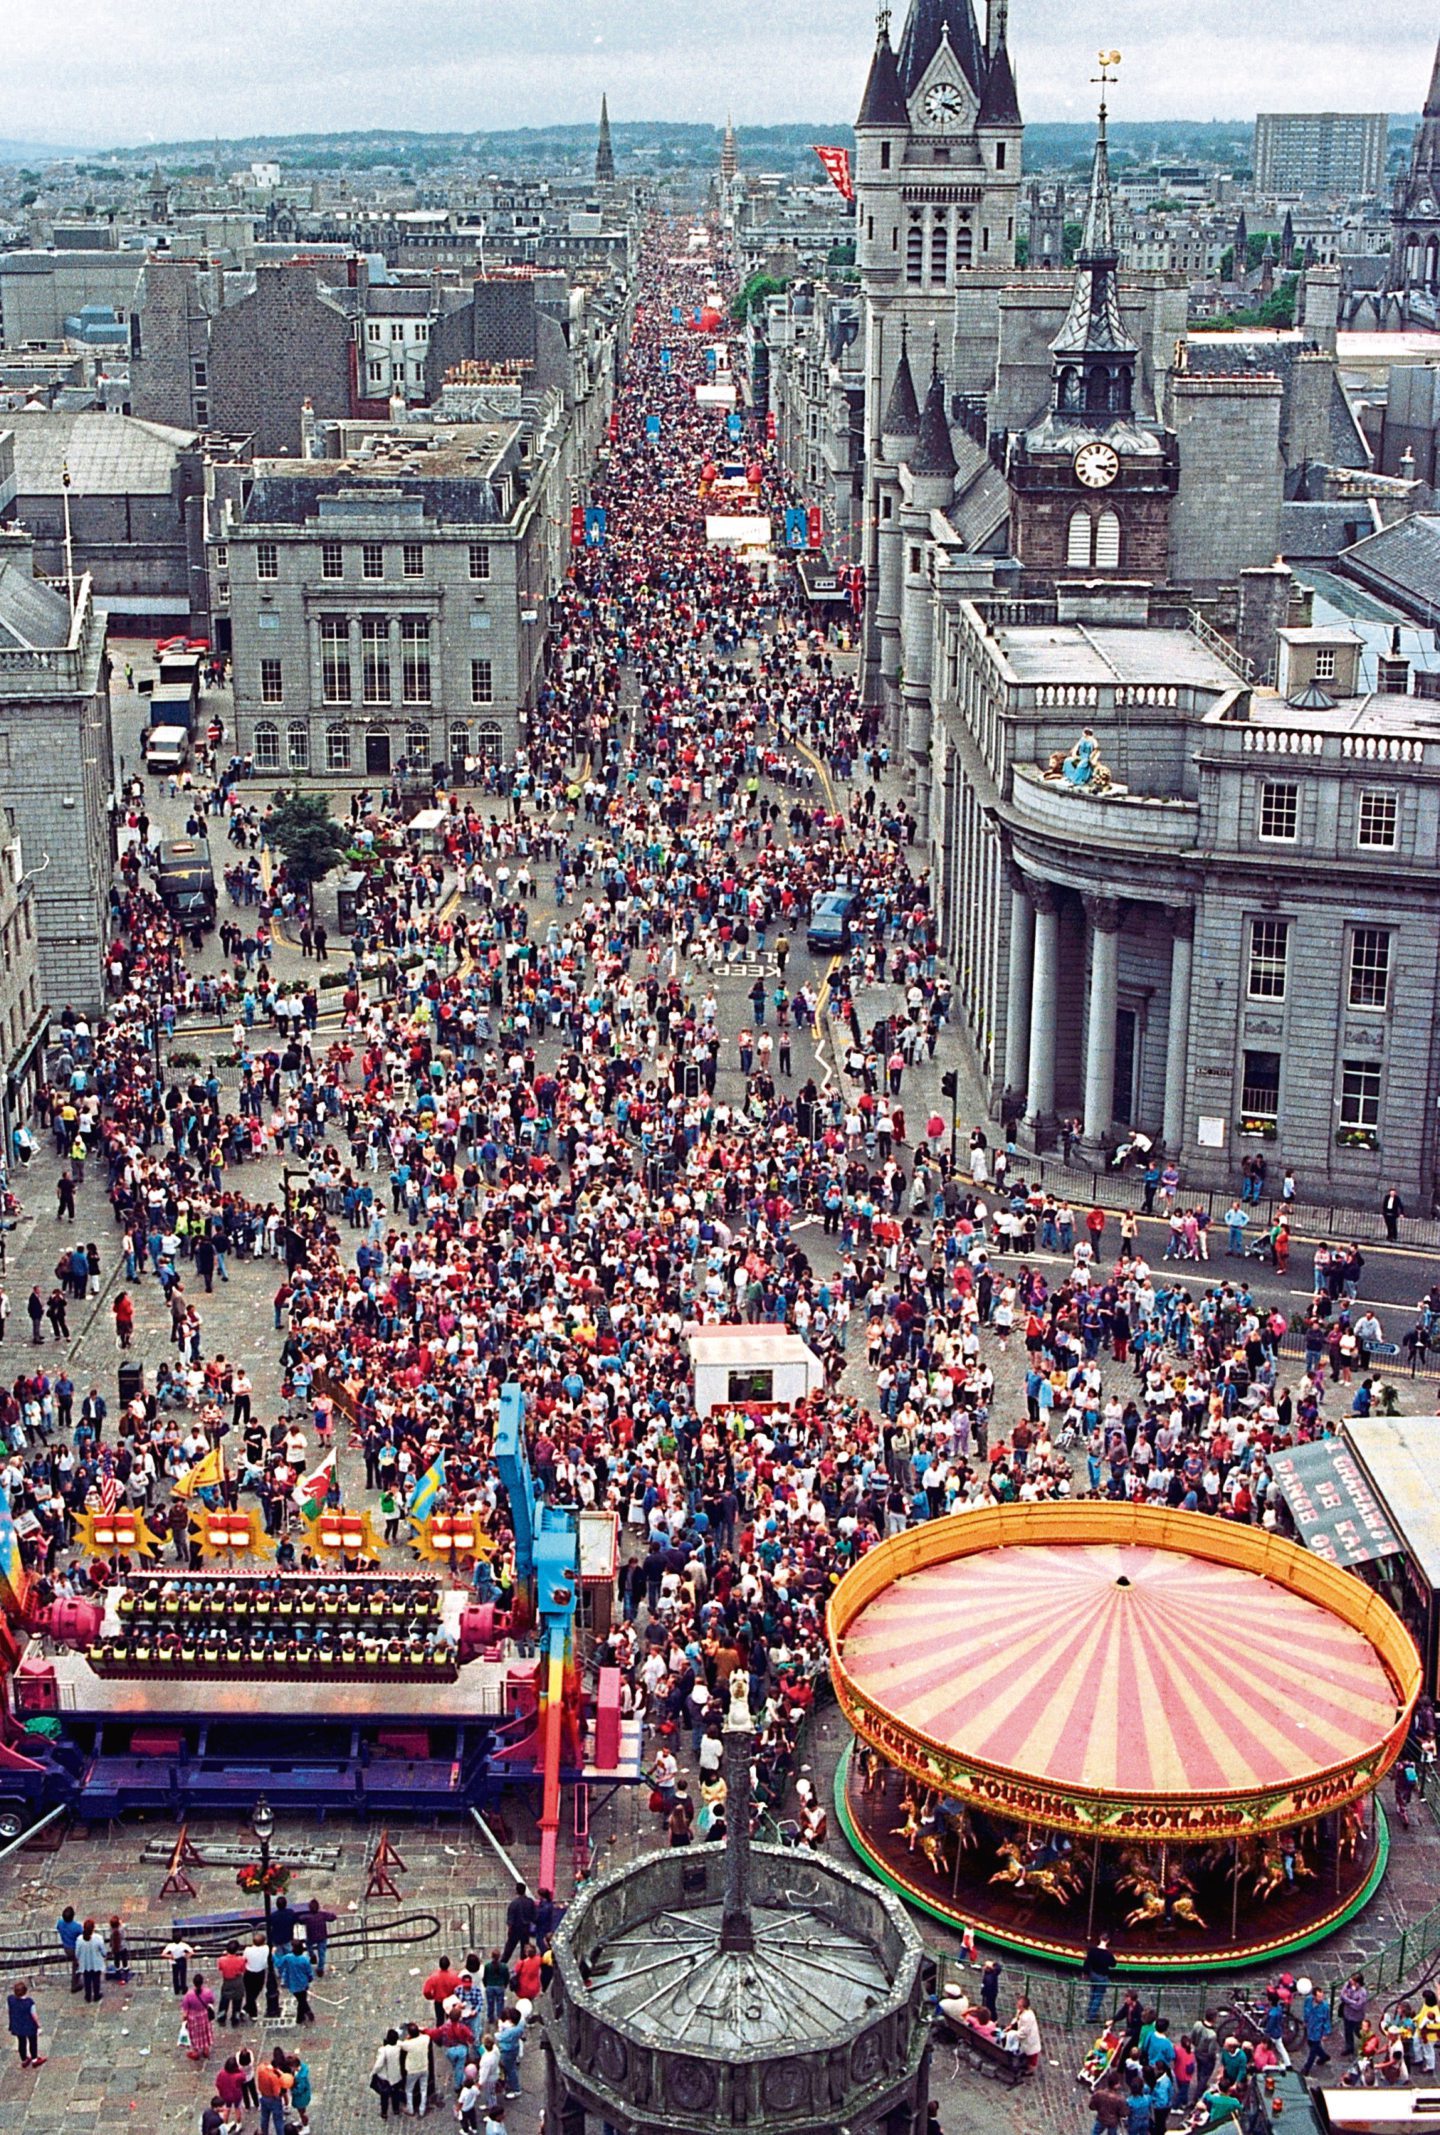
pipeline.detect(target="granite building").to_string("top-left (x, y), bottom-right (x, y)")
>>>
top-left (0, 529), bottom-right (114, 1010)
top-left (932, 579), bottom-right (1440, 1201)
top-left (219, 394), bottom-right (573, 780)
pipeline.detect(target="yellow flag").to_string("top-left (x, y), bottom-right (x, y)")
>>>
top-left (173, 1443), bottom-right (225, 1499)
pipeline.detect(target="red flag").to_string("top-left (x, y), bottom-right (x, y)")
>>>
top-left (813, 145), bottom-right (855, 203)
top-left (571, 505), bottom-right (585, 547)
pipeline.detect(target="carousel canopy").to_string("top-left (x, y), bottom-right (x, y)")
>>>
top-left (830, 1507), bottom-right (1419, 1837)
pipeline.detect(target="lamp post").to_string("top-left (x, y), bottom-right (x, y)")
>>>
top-left (252, 1795), bottom-right (281, 2017)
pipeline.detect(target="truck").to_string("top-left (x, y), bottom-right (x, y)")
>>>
top-left (145, 683), bottom-right (198, 774)
top-left (154, 838), bottom-right (216, 929)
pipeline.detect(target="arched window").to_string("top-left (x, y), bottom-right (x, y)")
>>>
top-left (955, 221), bottom-right (973, 271)
top-left (1427, 236), bottom-right (1439, 288)
top-left (253, 720), bottom-right (280, 770)
top-left (1057, 366), bottom-right (1079, 411)
top-left (326, 723), bottom-right (352, 773)
top-left (1067, 511), bottom-right (1093, 568)
top-left (1114, 366), bottom-right (1132, 413)
top-left (907, 222), bottom-right (924, 285)
top-left (930, 213), bottom-right (949, 285)
top-left (1085, 366), bottom-right (1111, 412)
top-left (1094, 509), bottom-right (1121, 569)
top-left (405, 723), bottom-right (431, 767)
top-left (475, 720), bottom-right (504, 766)
top-left (449, 722), bottom-right (471, 767)
top-left (286, 720), bottom-right (309, 771)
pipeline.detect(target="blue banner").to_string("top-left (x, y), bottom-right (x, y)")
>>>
top-left (727, 411), bottom-right (743, 440)
top-left (660, 347), bottom-right (672, 372)
top-left (583, 506), bottom-right (607, 548)
top-left (671, 306), bottom-right (682, 324)
top-left (706, 347), bottom-right (717, 375)
top-left (645, 414), bottom-right (661, 442)
top-left (784, 509), bottom-right (808, 551)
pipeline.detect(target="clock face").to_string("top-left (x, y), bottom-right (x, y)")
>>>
top-left (922, 82), bottom-right (964, 129)
top-left (1074, 440), bottom-right (1120, 489)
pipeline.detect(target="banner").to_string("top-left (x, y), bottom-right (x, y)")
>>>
top-left (726, 410), bottom-right (743, 441)
top-left (659, 347), bottom-right (672, 372)
top-left (645, 414), bottom-right (661, 442)
top-left (813, 144), bottom-right (855, 202)
top-left (409, 1453), bottom-right (446, 1524)
top-left (173, 1443), bottom-right (225, 1500)
top-left (584, 506), bottom-right (607, 548)
top-left (784, 508), bottom-right (808, 551)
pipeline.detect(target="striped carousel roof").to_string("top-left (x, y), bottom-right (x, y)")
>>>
top-left (838, 1539), bottom-right (1400, 1796)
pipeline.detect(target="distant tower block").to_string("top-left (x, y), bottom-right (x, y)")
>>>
top-left (595, 95), bottom-right (615, 186)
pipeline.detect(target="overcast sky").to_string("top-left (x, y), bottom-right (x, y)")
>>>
top-left (6, 0), bottom-right (1439, 148)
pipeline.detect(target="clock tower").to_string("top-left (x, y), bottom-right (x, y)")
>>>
top-left (1006, 67), bottom-right (1177, 583)
top-left (855, 0), bottom-right (1023, 702)
top-left (1390, 32), bottom-right (1440, 315)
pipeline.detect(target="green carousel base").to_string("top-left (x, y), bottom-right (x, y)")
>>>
top-left (833, 1742), bottom-right (1391, 1977)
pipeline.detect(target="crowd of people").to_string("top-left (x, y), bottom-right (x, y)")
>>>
top-left (0, 224), bottom-right (1413, 2135)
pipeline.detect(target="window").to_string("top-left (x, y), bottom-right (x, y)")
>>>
top-left (1340, 1060), bottom-right (1382, 1131)
top-left (1241, 1048), bottom-right (1281, 1122)
top-left (213, 542), bottom-right (228, 570)
top-left (401, 615), bottom-right (431, 703)
top-left (369, 362), bottom-right (385, 385)
top-left (326, 723), bottom-right (352, 773)
top-left (909, 545), bottom-right (921, 576)
top-left (930, 215), bottom-right (948, 283)
top-left (1348, 927), bottom-right (1391, 1011)
top-left (192, 360), bottom-right (207, 389)
top-left (468, 542), bottom-right (491, 581)
top-left (1314, 646), bottom-right (1336, 680)
top-left (907, 223), bottom-right (923, 285)
top-left (449, 721), bottom-right (471, 764)
top-left (259, 656), bottom-right (283, 704)
top-left (1094, 509), bottom-right (1120, 569)
top-left (405, 724), bottom-right (431, 766)
top-left (1258, 781), bottom-right (1299, 842)
top-left (256, 541), bottom-right (278, 581)
top-left (194, 400), bottom-right (209, 427)
top-left (321, 541), bottom-right (343, 580)
top-left (253, 720), bottom-right (280, 770)
top-left (1247, 917), bottom-right (1290, 1001)
top-left (1358, 790), bottom-right (1398, 850)
top-left (955, 222), bottom-right (973, 270)
top-left (320, 616), bottom-right (351, 704)
top-left (391, 321), bottom-right (405, 342)
top-left (880, 140), bottom-right (891, 170)
top-left (476, 720), bottom-right (504, 765)
top-left (286, 720), bottom-right (310, 771)
top-left (367, 321), bottom-right (382, 342)
top-left (402, 541), bottom-right (424, 579)
top-left (361, 616), bottom-right (391, 705)
top-left (996, 141), bottom-right (1007, 169)
top-left (1067, 510), bottom-right (1092, 567)
top-left (362, 542), bottom-right (384, 581)
top-left (471, 657), bottom-right (494, 705)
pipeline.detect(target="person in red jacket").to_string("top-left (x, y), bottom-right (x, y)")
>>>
top-left (423, 1957), bottom-right (462, 2025)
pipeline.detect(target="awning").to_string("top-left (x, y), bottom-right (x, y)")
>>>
top-left (796, 554), bottom-right (846, 601)
top-left (1270, 1438), bottom-right (1402, 1568)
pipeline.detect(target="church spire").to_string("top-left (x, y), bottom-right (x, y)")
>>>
top-left (595, 94), bottom-right (615, 185)
top-left (720, 114), bottom-right (738, 185)
top-left (856, 7), bottom-right (908, 129)
top-left (1051, 57), bottom-right (1135, 364)
top-left (1426, 29), bottom-right (1440, 117)
top-left (882, 323), bottom-right (921, 444)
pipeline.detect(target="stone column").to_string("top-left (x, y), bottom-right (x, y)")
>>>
top-left (719, 1678), bottom-right (756, 1953)
top-left (388, 615), bottom-right (403, 709)
top-left (1163, 906), bottom-right (1195, 1154)
top-left (1026, 879), bottom-right (1060, 1129)
top-left (1082, 894), bottom-right (1122, 1148)
top-left (1003, 869), bottom-right (1034, 1110)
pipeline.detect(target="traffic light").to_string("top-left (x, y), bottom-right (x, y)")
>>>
top-left (940, 1071), bottom-right (959, 1100)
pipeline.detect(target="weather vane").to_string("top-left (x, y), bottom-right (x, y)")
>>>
top-left (877, 3), bottom-right (892, 36)
top-left (1092, 50), bottom-right (1121, 119)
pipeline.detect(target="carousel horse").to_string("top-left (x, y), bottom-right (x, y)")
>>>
top-left (1338, 1802), bottom-right (1367, 1862)
top-left (1124, 1875), bottom-right (1207, 1930)
top-left (891, 1794), bottom-right (924, 1851)
top-left (859, 1743), bottom-right (886, 1796)
top-left (917, 1826), bottom-right (952, 1880)
top-left (989, 1839), bottom-right (1027, 1886)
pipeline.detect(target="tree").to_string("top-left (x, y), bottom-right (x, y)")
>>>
top-left (730, 271), bottom-right (788, 324)
top-left (1062, 220), bottom-right (1084, 265)
top-left (266, 793), bottom-right (350, 901)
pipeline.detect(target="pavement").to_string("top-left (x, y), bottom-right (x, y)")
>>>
top-left (0, 637), bottom-right (1430, 2135)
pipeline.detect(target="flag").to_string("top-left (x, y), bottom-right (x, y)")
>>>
top-left (813, 145), bottom-right (855, 202)
top-left (99, 1448), bottom-right (118, 1517)
top-left (0, 1484), bottom-right (23, 1598)
top-left (298, 1449), bottom-right (335, 1520)
top-left (173, 1443), bottom-right (225, 1500)
top-left (408, 1453), bottom-right (446, 1524)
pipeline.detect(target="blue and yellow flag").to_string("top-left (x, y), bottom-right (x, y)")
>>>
top-left (408, 1454), bottom-right (446, 1524)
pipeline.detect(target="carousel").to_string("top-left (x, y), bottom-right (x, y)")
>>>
top-left (828, 1504), bottom-right (1420, 1972)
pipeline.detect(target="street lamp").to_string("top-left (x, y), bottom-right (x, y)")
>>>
top-left (251, 1795), bottom-right (282, 2017)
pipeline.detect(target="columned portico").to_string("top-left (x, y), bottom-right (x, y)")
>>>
top-left (1081, 894), bottom-right (1122, 1148)
top-left (1003, 868), bottom-right (1035, 1110)
top-left (1025, 878), bottom-right (1060, 1129)
top-left (1163, 906), bottom-right (1195, 1153)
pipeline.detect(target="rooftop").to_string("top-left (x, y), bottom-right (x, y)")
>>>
top-left (258, 421), bottom-right (519, 484)
top-left (986, 620), bottom-right (1239, 690)
top-left (9, 409), bottom-right (197, 496)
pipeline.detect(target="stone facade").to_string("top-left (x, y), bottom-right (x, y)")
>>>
top-left (0, 532), bottom-right (114, 1011)
top-left (932, 582), bottom-right (1440, 1200)
top-left (208, 262), bottom-right (354, 459)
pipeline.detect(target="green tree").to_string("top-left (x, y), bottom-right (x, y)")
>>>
top-left (730, 271), bottom-right (788, 324)
top-left (266, 793), bottom-right (350, 900)
top-left (1062, 220), bottom-right (1084, 265)
top-left (1014, 234), bottom-right (1030, 268)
